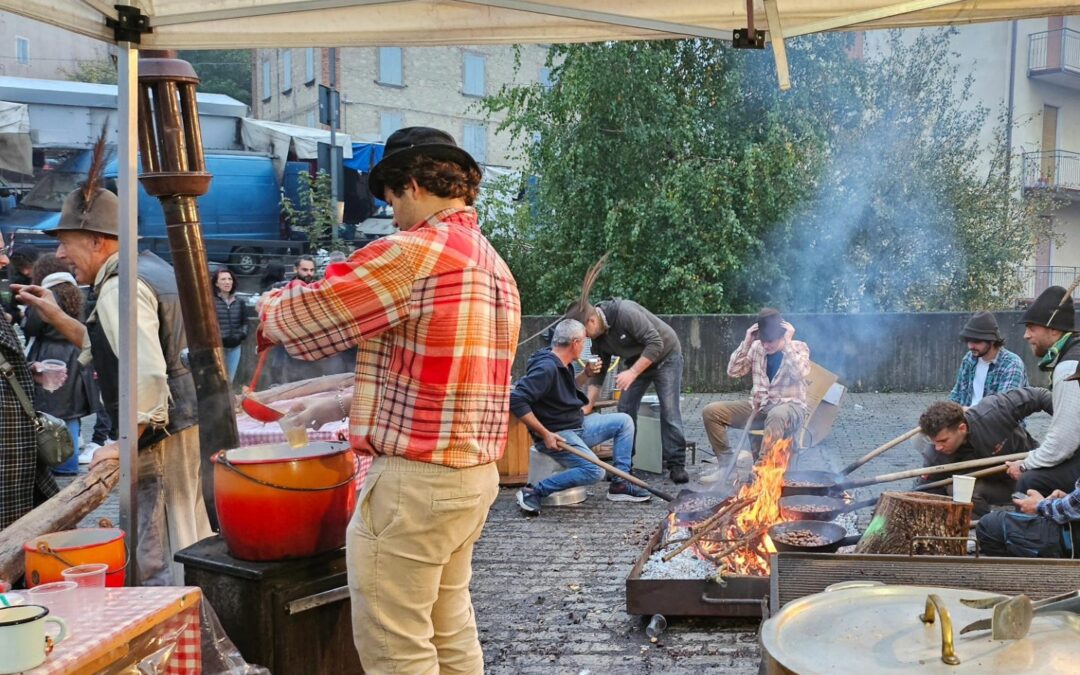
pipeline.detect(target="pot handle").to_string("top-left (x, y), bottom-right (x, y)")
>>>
top-left (215, 451), bottom-right (362, 492)
top-left (918, 593), bottom-right (961, 666)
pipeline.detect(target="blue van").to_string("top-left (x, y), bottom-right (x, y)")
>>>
top-left (1, 150), bottom-right (300, 274)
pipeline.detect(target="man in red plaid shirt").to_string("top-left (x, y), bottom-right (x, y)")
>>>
top-left (259, 127), bottom-right (520, 673)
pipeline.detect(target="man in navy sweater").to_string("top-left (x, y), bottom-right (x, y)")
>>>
top-left (511, 319), bottom-right (651, 513)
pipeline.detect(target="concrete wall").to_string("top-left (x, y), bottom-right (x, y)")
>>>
top-left (238, 310), bottom-right (1051, 393)
top-left (0, 14), bottom-right (112, 80)
top-left (512, 312), bottom-right (1049, 393)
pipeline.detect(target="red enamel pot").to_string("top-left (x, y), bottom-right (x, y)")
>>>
top-left (212, 441), bottom-right (359, 561)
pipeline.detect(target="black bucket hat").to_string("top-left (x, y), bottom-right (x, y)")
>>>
top-left (1019, 286), bottom-right (1075, 332)
top-left (368, 127), bottom-right (480, 200)
top-left (959, 311), bottom-right (1001, 343)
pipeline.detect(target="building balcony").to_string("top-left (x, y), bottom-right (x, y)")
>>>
top-left (1016, 265), bottom-right (1080, 305)
top-left (1022, 150), bottom-right (1080, 199)
top-left (1028, 28), bottom-right (1080, 89)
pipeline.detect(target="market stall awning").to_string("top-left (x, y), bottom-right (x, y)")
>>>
top-left (240, 118), bottom-right (352, 176)
top-left (0, 101), bottom-right (32, 175)
top-left (4, 1), bottom-right (1079, 49)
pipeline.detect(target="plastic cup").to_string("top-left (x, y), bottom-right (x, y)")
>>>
top-left (36, 359), bottom-right (67, 392)
top-left (26, 581), bottom-right (77, 620)
top-left (952, 475), bottom-right (976, 504)
top-left (62, 564), bottom-right (107, 618)
top-left (278, 417), bottom-right (309, 448)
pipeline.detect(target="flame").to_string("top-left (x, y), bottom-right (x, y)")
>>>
top-left (696, 434), bottom-right (794, 576)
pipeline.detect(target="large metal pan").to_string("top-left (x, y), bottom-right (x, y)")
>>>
top-left (781, 470), bottom-right (843, 497)
top-left (768, 520), bottom-right (861, 554)
top-left (778, 495), bottom-right (878, 522)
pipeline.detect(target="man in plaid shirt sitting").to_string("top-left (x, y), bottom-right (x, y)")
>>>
top-left (947, 311), bottom-right (1027, 407)
top-left (260, 127), bottom-right (520, 673)
top-left (701, 307), bottom-right (810, 481)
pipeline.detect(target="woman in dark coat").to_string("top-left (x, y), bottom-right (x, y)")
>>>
top-left (212, 267), bottom-right (249, 382)
top-left (23, 255), bottom-right (92, 476)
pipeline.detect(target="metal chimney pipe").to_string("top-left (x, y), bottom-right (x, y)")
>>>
top-left (136, 54), bottom-right (239, 527)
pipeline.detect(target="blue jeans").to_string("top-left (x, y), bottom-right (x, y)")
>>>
top-left (616, 351), bottom-right (687, 467)
top-left (52, 418), bottom-right (81, 474)
top-left (533, 413), bottom-right (635, 497)
top-left (223, 346), bottom-right (242, 382)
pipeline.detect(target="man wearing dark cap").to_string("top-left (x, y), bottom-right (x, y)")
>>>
top-left (701, 308), bottom-right (810, 478)
top-left (259, 128), bottom-right (520, 673)
top-left (15, 173), bottom-right (211, 585)
top-left (948, 310), bottom-right (1027, 407)
top-left (1002, 286), bottom-right (1080, 495)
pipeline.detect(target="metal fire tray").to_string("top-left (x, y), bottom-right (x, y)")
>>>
top-left (626, 524), bottom-right (769, 618)
top-left (770, 552), bottom-right (1080, 611)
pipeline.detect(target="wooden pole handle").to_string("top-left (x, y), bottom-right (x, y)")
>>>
top-left (555, 440), bottom-right (674, 502)
top-left (840, 426), bottom-right (922, 476)
top-left (913, 464), bottom-right (1009, 492)
top-left (842, 452), bottom-right (1028, 489)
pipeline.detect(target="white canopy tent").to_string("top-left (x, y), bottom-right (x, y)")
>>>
top-left (2, 0), bottom-right (1077, 578)
top-left (241, 118), bottom-right (353, 178)
top-left (0, 101), bottom-right (32, 175)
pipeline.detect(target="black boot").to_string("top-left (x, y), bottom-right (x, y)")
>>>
top-left (668, 463), bottom-right (689, 484)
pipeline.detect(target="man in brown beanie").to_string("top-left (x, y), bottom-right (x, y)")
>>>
top-left (948, 310), bottom-right (1027, 407)
top-left (16, 165), bottom-right (211, 585)
top-left (701, 308), bottom-right (810, 481)
top-left (1003, 286), bottom-right (1080, 497)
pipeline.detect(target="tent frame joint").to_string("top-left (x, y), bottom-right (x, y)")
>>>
top-left (732, 29), bottom-right (766, 49)
top-left (107, 4), bottom-right (152, 44)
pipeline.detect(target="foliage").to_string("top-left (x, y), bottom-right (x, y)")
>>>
top-left (178, 50), bottom-right (253, 106)
top-left (60, 59), bottom-right (117, 84)
top-left (480, 32), bottom-right (1059, 315)
top-left (280, 170), bottom-right (337, 248)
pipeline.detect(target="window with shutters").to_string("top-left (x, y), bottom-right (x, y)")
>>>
top-left (380, 112), bottom-right (403, 141)
top-left (261, 59), bottom-right (272, 100)
top-left (305, 48), bottom-right (316, 85)
top-left (15, 37), bottom-right (29, 66)
top-left (378, 47), bottom-right (403, 87)
top-left (463, 123), bottom-right (487, 163)
top-left (281, 51), bottom-right (292, 93)
top-left (538, 67), bottom-right (553, 89)
top-left (306, 110), bottom-right (316, 128)
top-left (463, 53), bottom-right (486, 97)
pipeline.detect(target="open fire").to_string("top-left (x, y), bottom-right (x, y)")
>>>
top-left (668, 434), bottom-right (794, 576)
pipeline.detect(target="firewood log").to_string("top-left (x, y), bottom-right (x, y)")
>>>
top-left (853, 491), bottom-right (972, 556)
top-left (0, 459), bottom-right (119, 583)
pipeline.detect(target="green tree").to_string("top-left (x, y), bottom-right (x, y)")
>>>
top-left (281, 170), bottom-right (336, 248)
top-left (179, 50), bottom-right (253, 106)
top-left (60, 59), bottom-right (117, 84)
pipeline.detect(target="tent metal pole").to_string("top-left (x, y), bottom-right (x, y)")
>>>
top-left (117, 39), bottom-right (140, 585)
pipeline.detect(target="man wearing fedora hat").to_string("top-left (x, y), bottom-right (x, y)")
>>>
top-left (701, 308), bottom-right (810, 479)
top-left (15, 171), bottom-right (211, 586)
top-left (259, 127), bottom-right (520, 673)
top-left (1001, 286), bottom-right (1080, 496)
top-left (948, 311), bottom-right (1027, 407)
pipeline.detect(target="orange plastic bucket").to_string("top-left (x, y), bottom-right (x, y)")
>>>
top-left (23, 528), bottom-right (127, 587)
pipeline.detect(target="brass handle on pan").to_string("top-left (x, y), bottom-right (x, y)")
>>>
top-left (918, 593), bottom-right (961, 666)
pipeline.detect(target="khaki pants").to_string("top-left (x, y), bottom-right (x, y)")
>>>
top-left (702, 400), bottom-right (805, 457)
top-left (346, 456), bottom-right (500, 675)
top-left (137, 425), bottom-right (213, 586)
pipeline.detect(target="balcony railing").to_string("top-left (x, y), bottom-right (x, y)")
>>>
top-left (1022, 150), bottom-right (1080, 191)
top-left (1016, 265), bottom-right (1080, 302)
top-left (1029, 28), bottom-right (1080, 86)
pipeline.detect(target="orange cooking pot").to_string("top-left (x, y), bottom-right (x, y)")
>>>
top-left (213, 441), bottom-right (359, 561)
top-left (24, 527), bottom-right (127, 587)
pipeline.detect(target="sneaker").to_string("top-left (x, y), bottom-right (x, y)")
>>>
top-left (78, 442), bottom-right (102, 465)
top-left (516, 486), bottom-right (542, 514)
top-left (668, 464), bottom-right (689, 484)
top-left (607, 479), bottom-right (652, 502)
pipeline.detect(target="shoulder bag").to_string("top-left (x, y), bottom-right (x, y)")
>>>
top-left (0, 352), bottom-right (75, 467)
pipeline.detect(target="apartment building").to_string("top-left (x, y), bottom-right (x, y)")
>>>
top-left (252, 45), bottom-right (549, 168)
top-left (0, 12), bottom-right (113, 79)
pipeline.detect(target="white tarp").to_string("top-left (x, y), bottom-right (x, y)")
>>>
top-left (3, 1), bottom-right (1079, 49)
top-left (0, 101), bottom-right (32, 175)
top-left (240, 118), bottom-right (352, 177)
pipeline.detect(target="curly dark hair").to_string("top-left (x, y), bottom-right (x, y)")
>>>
top-left (919, 401), bottom-right (967, 437)
top-left (30, 254), bottom-right (84, 320)
top-left (380, 156), bottom-right (482, 205)
top-left (212, 267), bottom-right (236, 298)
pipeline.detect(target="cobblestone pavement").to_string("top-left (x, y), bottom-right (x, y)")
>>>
top-left (64, 391), bottom-right (1052, 673)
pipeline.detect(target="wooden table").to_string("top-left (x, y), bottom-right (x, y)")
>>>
top-left (31, 586), bottom-right (202, 675)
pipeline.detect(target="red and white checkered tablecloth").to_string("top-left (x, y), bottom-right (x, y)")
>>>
top-left (32, 586), bottom-right (201, 674)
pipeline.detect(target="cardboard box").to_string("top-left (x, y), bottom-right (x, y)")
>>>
top-left (803, 362), bottom-right (845, 447)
